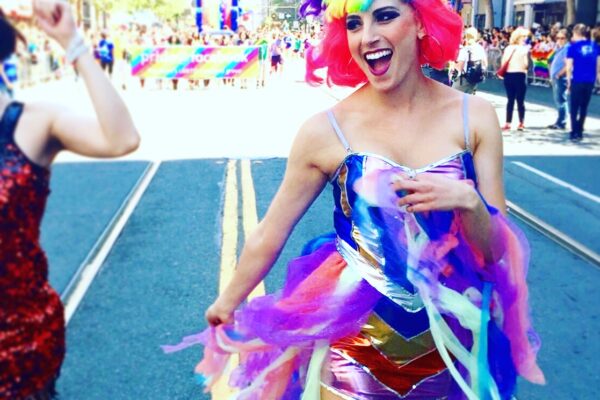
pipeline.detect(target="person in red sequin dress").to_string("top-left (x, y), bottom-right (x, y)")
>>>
top-left (0, 2), bottom-right (140, 398)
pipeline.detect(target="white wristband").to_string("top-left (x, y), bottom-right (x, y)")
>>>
top-left (65, 32), bottom-right (88, 64)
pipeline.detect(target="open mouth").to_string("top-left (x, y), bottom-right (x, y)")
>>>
top-left (364, 49), bottom-right (393, 76)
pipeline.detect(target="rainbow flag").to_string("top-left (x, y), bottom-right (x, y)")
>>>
top-left (531, 47), bottom-right (555, 79)
top-left (130, 46), bottom-right (260, 79)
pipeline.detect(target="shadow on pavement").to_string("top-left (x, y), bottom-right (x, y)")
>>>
top-left (501, 126), bottom-right (600, 151)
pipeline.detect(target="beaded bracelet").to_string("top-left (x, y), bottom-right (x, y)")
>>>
top-left (65, 32), bottom-right (89, 64)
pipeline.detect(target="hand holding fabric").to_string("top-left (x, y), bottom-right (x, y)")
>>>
top-left (205, 298), bottom-right (235, 327)
top-left (391, 172), bottom-right (478, 213)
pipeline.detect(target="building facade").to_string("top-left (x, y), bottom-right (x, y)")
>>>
top-left (459, 0), bottom-right (599, 29)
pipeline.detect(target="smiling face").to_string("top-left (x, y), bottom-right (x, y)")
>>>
top-left (345, 0), bottom-right (422, 91)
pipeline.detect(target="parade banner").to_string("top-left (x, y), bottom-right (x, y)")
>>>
top-left (130, 46), bottom-right (260, 79)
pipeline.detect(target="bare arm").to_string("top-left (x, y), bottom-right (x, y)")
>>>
top-left (206, 116), bottom-right (331, 325)
top-left (566, 57), bottom-right (573, 89)
top-left (34, 0), bottom-right (139, 159)
top-left (459, 97), bottom-right (506, 261)
top-left (522, 46), bottom-right (529, 69)
top-left (48, 52), bottom-right (139, 157)
top-left (500, 47), bottom-right (511, 65)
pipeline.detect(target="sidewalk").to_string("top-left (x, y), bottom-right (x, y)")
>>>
top-left (477, 90), bottom-right (600, 155)
top-left (479, 77), bottom-right (600, 119)
top-left (15, 64), bottom-right (600, 163)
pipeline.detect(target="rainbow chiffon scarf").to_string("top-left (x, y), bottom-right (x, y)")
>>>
top-left (163, 167), bottom-right (544, 399)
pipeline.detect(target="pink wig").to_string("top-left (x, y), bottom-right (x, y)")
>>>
top-left (302, 0), bottom-right (463, 87)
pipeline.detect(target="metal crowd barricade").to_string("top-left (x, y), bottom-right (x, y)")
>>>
top-left (486, 47), bottom-right (503, 78)
top-left (485, 47), bottom-right (599, 92)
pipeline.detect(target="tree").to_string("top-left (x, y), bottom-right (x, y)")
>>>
top-left (93, 0), bottom-right (114, 28)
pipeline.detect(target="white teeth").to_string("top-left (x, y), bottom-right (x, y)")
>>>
top-left (365, 50), bottom-right (392, 61)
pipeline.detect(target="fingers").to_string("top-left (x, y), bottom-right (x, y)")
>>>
top-left (391, 175), bottom-right (418, 189)
top-left (397, 192), bottom-right (433, 207)
top-left (206, 311), bottom-right (223, 327)
top-left (33, 1), bottom-right (57, 33)
top-left (392, 179), bottom-right (430, 196)
top-left (35, 15), bottom-right (53, 34)
top-left (205, 305), bottom-right (234, 327)
top-left (406, 202), bottom-right (433, 213)
top-left (51, 3), bottom-right (63, 25)
top-left (33, 0), bottom-right (55, 20)
top-left (463, 179), bottom-right (475, 188)
top-left (207, 314), bottom-right (233, 327)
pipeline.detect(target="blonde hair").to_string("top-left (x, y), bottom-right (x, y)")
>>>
top-left (464, 27), bottom-right (479, 45)
top-left (510, 27), bottom-right (530, 45)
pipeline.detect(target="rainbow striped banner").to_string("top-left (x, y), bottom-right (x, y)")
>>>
top-left (130, 46), bottom-right (260, 79)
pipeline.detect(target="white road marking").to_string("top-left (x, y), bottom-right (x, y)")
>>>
top-left (63, 161), bottom-right (161, 324)
top-left (512, 161), bottom-right (600, 204)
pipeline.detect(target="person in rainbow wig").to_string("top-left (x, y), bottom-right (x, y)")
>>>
top-left (164, 0), bottom-right (545, 398)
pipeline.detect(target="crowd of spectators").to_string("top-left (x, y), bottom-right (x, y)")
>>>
top-left (2, 17), bottom-right (598, 97)
top-left (0, 19), bottom-right (320, 96)
top-left (470, 22), bottom-right (600, 88)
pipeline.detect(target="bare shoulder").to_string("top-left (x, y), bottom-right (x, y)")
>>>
top-left (12, 102), bottom-right (65, 166)
top-left (296, 111), bottom-right (332, 145)
top-left (21, 101), bottom-right (66, 129)
top-left (467, 95), bottom-right (501, 149)
top-left (292, 110), bottom-right (347, 177)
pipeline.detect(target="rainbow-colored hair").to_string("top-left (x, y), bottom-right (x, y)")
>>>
top-left (300, 0), bottom-right (463, 87)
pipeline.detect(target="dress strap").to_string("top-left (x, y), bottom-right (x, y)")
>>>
top-left (0, 102), bottom-right (24, 145)
top-left (462, 93), bottom-right (471, 151)
top-left (326, 110), bottom-right (352, 153)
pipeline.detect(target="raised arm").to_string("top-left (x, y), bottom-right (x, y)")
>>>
top-left (206, 115), bottom-right (331, 326)
top-left (34, 0), bottom-right (139, 159)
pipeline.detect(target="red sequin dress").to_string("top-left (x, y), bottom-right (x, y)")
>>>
top-left (0, 102), bottom-right (65, 399)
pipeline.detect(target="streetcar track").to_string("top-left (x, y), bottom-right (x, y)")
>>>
top-left (507, 201), bottom-right (600, 268)
top-left (62, 161), bottom-right (161, 324)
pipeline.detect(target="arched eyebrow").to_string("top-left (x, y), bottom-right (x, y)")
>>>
top-left (372, 6), bottom-right (401, 17)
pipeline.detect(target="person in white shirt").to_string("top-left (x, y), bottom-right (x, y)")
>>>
top-left (452, 27), bottom-right (487, 94)
top-left (500, 27), bottom-right (530, 131)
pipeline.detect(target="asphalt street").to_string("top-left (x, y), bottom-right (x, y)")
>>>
top-left (39, 157), bottom-right (600, 400)
top-left (21, 63), bottom-right (600, 399)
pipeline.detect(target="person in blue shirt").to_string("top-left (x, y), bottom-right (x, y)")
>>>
top-left (0, 54), bottom-right (18, 98)
top-left (547, 29), bottom-right (570, 129)
top-left (98, 31), bottom-right (114, 78)
top-left (566, 23), bottom-right (600, 141)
